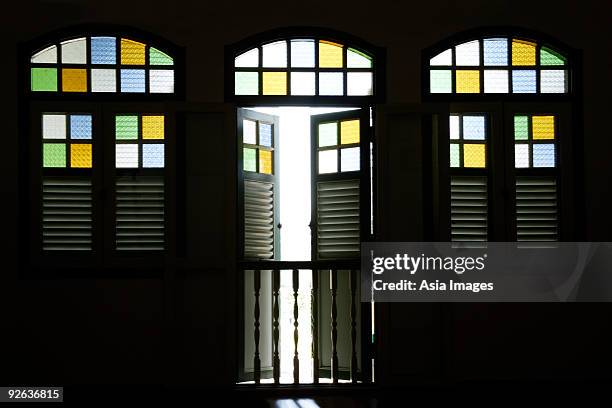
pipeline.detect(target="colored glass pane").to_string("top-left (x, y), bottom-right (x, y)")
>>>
top-left (319, 72), bottom-right (344, 95)
top-left (243, 148), bottom-right (256, 172)
top-left (91, 69), bottom-right (116, 92)
top-left (70, 115), bottom-right (92, 139)
top-left (430, 70), bottom-right (452, 93)
top-left (116, 144), bottom-right (139, 168)
top-left (290, 72), bottom-right (316, 95)
top-left (532, 116), bottom-right (555, 140)
top-left (43, 114), bottom-right (66, 139)
top-left (463, 116), bottom-right (486, 140)
top-left (318, 150), bottom-right (338, 174)
top-left (91, 37), bottom-right (116, 64)
top-left (259, 150), bottom-right (272, 174)
top-left (121, 39), bottom-right (146, 65)
top-left (347, 48), bottom-right (372, 68)
top-left (463, 144), bottom-right (486, 168)
top-left (318, 123), bottom-right (337, 147)
top-left (514, 116), bottom-right (529, 140)
top-left (340, 120), bottom-right (360, 144)
top-left (235, 72), bottom-right (259, 95)
top-left (540, 47), bottom-right (566, 66)
top-left (142, 116), bottom-right (165, 140)
top-left (71, 144), bottom-right (92, 168)
top-left (512, 70), bottom-right (536, 93)
top-left (341, 147), bottom-right (360, 172)
top-left (62, 68), bottom-right (87, 92)
top-left (142, 144), bottom-right (165, 168)
top-left (43, 144), bottom-right (66, 168)
top-left (149, 47), bottom-right (174, 65)
top-left (259, 123), bottom-right (272, 147)
top-left (456, 70), bottom-right (480, 93)
top-left (31, 68), bottom-right (57, 91)
top-left (347, 72), bottom-right (373, 96)
top-left (515, 144), bottom-right (529, 168)
top-left (120, 69), bottom-right (146, 93)
top-left (533, 144), bottom-right (555, 167)
top-left (483, 38), bottom-right (508, 66)
top-left (512, 39), bottom-right (536, 66)
top-left (450, 144), bottom-right (460, 167)
top-left (262, 72), bottom-right (287, 95)
top-left (116, 116), bottom-right (138, 140)
top-left (243, 120), bottom-right (256, 144)
top-left (319, 40), bottom-right (343, 68)
top-left (291, 40), bottom-right (315, 67)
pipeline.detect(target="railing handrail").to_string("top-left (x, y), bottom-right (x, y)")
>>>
top-left (238, 259), bottom-right (360, 270)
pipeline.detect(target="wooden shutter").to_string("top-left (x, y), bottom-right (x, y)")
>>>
top-left (515, 176), bottom-right (558, 241)
top-left (450, 176), bottom-right (488, 241)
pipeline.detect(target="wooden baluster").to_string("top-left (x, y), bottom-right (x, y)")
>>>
top-left (272, 269), bottom-right (280, 384)
top-left (330, 269), bottom-right (339, 384)
top-left (350, 268), bottom-right (358, 383)
top-left (253, 269), bottom-right (261, 384)
top-left (311, 269), bottom-right (319, 384)
top-left (293, 269), bottom-right (300, 384)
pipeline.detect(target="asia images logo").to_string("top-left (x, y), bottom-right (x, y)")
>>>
top-left (371, 253), bottom-right (488, 275)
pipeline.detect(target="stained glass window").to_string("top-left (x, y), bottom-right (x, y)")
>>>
top-left (317, 119), bottom-right (361, 174)
top-left (42, 113), bottom-right (93, 169)
top-left (242, 119), bottom-right (275, 175)
top-left (513, 114), bottom-right (557, 168)
top-left (448, 114), bottom-right (487, 168)
top-left (114, 114), bottom-right (165, 169)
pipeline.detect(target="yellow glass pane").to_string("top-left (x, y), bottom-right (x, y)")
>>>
top-left (532, 116), bottom-right (555, 140)
top-left (340, 120), bottom-right (360, 144)
top-left (262, 72), bottom-right (287, 95)
top-left (463, 144), bottom-right (486, 168)
top-left (142, 115), bottom-right (165, 139)
top-left (456, 70), bottom-right (480, 93)
top-left (71, 143), bottom-right (92, 168)
top-left (62, 68), bottom-right (87, 92)
top-left (121, 39), bottom-right (146, 65)
top-left (319, 40), bottom-right (343, 68)
top-left (512, 39), bottom-right (536, 66)
top-left (259, 150), bottom-right (272, 174)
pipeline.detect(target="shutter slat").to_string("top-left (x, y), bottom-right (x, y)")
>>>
top-left (244, 180), bottom-right (275, 259)
top-left (516, 176), bottom-right (558, 242)
top-left (317, 179), bottom-right (360, 259)
top-left (451, 176), bottom-right (487, 242)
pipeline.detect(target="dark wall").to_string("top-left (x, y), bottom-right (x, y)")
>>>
top-left (3, 0), bottom-right (612, 387)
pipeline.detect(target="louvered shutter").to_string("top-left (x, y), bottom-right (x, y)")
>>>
top-left (450, 176), bottom-right (488, 241)
top-left (244, 180), bottom-right (275, 259)
top-left (515, 176), bottom-right (558, 241)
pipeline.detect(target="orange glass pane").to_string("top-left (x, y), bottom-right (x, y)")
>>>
top-left (319, 40), bottom-right (343, 68)
top-left (532, 116), bottom-right (555, 140)
top-left (121, 39), bottom-right (146, 65)
top-left (463, 144), bottom-right (486, 168)
top-left (62, 68), bottom-right (87, 92)
top-left (259, 150), bottom-right (272, 174)
top-left (512, 39), bottom-right (536, 66)
top-left (71, 144), bottom-right (92, 168)
top-left (456, 70), bottom-right (480, 93)
top-left (340, 120), bottom-right (360, 144)
top-left (142, 115), bottom-right (165, 139)
top-left (262, 72), bottom-right (287, 95)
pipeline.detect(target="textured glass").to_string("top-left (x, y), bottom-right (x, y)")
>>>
top-left (43, 114), bottom-right (66, 139)
top-left (121, 39), bottom-right (146, 65)
top-left (70, 115), bottom-right (92, 139)
top-left (450, 144), bottom-right (460, 167)
top-left (262, 41), bottom-right (287, 68)
top-left (62, 68), bottom-right (87, 92)
top-left (150, 70), bottom-right (174, 93)
top-left (347, 48), bottom-right (372, 68)
top-left (318, 150), bottom-right (338, 174)
top-left (31, 68), bottom-right (57, 91)
top-left (91, 37), bottom-right (116, 64)
top-left (456, 70), bottom-right (480, 93)
top-left (541, 70), bottom-right (567, 93)
top-left (235, 48), bottom-right (259, 68)
top-left (341, 147), bottom-right (360, 172)
top-left (515, 144), bottom-right (529, 168)
top-left (512, 40), bottom-right (536, 66)
top-left (262, 72), bottom-right (287, 95)
top-left (430, 49), bottom-right (452, 66)
top-left (514, 116), bottom-right (529, 140)
top-left (259, 123), bottom-right (272, 147)
top-left (540, 47), bottom-right (566, 66)
top-left (142, 144), bottom-right (165, 168)
top-left (347, 72), bottom-right (373, 96)
top-left (259, 149), bottom-right (272, 174)
top-left (463, 116), bottom-right (486, 140)
top-left (71, 144), bottom-right (92, 168)
top-left (318, 72), bottom-right (344, 95)
top-left (319, 123), bottom-right (337, 147)
top-left (455, 40), bottom-right (480, 66)
top-left (533, 144), bottom-right (555, 167)
top-left (120, 69), bottom-right (146, 93)
top-left (116, 144), bottom-right (139, 168)
top-left (483, 38), bottom-right (508, 66)
top-left (142, 116), bottom-right (165, 139)
top-left (532, 116), bottom-right (555, 140)
top-left (512, 70), bottom-right (536, 93)
top-left (31, 45), bottom-right (57, 63)
top-left (340, 120), bottom-right (360, 144)
top-left (115, 116), bottom-right (138, 140)
top-left (235, 72), bottom-right (259, 95)
top-left (449, 115), bottom-right (460, 140)
top-left (291, 40), bottom-right (315, 67)
top-left (61, 38), bottom-right (86, 64)
top-left (484, 70), bottom-right (509, 93)
top-left (290, 72), bottom-right (316, 95)
top-left (149, 47), bottom-right (173, 65)
top-left (430, 70), bottom-right (452, 93)
top-left (319, 41), bottom-right (343, 68)
top-left (43, 144), bottom-right (66, 168)
top-left (243, 148), bottom-right (256, 172)
top-left (463, 144), bottom-right (486, 168)
top-left (91, 69), bottom-right (116, 92)
top-left (243, 120), bottom-right (256, 144)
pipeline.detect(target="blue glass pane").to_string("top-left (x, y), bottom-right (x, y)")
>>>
top-left (91, 37), bottom-right (116, 64)
top-left (483, 39), bottom-right (508, 66)
top-left (533, 144), bottom-right (555, 167)
top-left (120, 69), bottom-right (145, 93)
top-left (462, 116), bottom-right (486, 140)
top-left (70, 115), bottom-right (92, 139)
top-left (340, 147), bottom-right (360, 172)
top-left (142, 144), bottom-right (165, 168)
top-left (512, 70), bottom-right (536, 93)
top-left (259, 123), bottom-right (272, 147)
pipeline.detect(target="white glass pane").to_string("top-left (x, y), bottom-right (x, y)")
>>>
top-left (116, 144), bottom-right (139, 168)
top-left (515, 144), bottom-right (529, 168)
top-left (91, 69), bottom-right (116, 92)
top-left (42, 114), bottom-right (66, 139)
top-left (430, 49), bottom-right (452, 66)
top-left (347, 48), bottom-right (372, 68)
top-left (541, 70), bottom-right (567, 93)
top-left (318, 72), bottom-right (344, 96)
top-left (290, 72), bottom-right (315, 95)
top-left (243, 120), bottom-right (256, 144)
top-left (484, 70), bottom-right (509, 93)
top-left (318, 150), bottom-right (337, 174)
top-left (235, 72), bottom-right (259, 95)
top-left (149, 70), bottom-right (174, 93)
top-left (455, 40), bottom-right (480, 66)
top-left (262, 41), bottom-right (287, 68)
top-left (290, 40), bottom-right (315, 67)
top-left (235, 48), bottom-right (259, 68)
top-left (61, 38), bottom-right (87, 64)
top-left (341, 147), bottom-right (360, 172)
top-left (347, 72), bottom-right (373, 96)
top-left (449, 115), bottom-right (460, 140)
top-left (31, 45), bottom-right (57, 64)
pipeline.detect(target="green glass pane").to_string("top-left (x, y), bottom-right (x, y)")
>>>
top-left (318, 123), bottom-right (338, 147)
top-left (116, 115), bottom-right (139, 140)
top-left (43, 143), bottom-right (66, 167)
top-left (540, 47), bottom-right (566, 66)
top-left (243, 148), bottom-right (256, 172)
top-left (31, 68), bottom-right (57, 91)
top-left (514, 116), bottom-right (529, 140)
top-left (235, 72), bottom-right (259, 95)
top-left (430, 70), bottom-right (452, 93)
top-left (149, 47), bottom-right (174, 65)
top-left (450, 143), bottom-right (460, 167)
